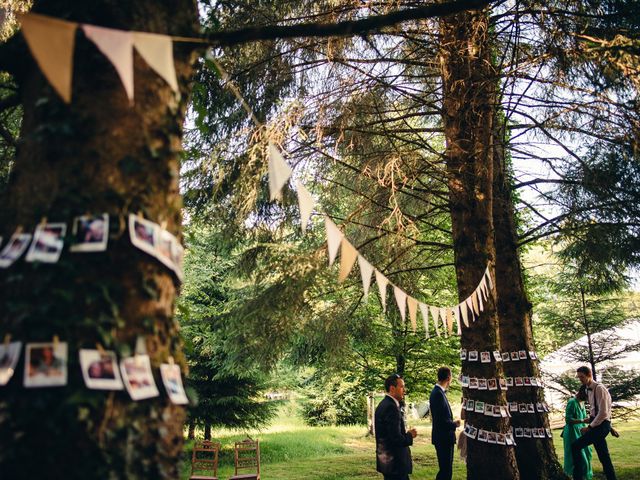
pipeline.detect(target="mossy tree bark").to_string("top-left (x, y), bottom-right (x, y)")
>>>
top-left (440, 8), bottom-right (520, 479)
top-left (0, 1), bottom-right (199, 478)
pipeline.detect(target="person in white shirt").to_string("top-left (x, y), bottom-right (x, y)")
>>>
top-left (571, 366), bottom-right (617, 480)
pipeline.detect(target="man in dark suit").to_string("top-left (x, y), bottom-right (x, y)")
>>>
top-left (429, 366), bottom-right (460, 480)
top-left (375, 374), bottom-right (418, 480)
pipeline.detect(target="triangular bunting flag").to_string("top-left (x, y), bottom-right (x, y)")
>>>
top-left (479, 276), bottom-right (489, 301)
top-left (454, 305), bottom-right (462, 335)
top-left (393, 286), bottom-right (407, 323)
top-left (83, 24), bottom-right (134, 102)
top-left (296, 181), bottom-right (315, 231)
top-left (471, 291), bottom-right (480, 316)
top-left (357, 255), bottom-right (374, 298)
top-left (132, 32), bottom-right (178, 94)
top-left (20, 13), bottom-right (77, 103)
top-left (338, 238), bottom-right (358, 282)
top-left (407, 297), bottom-right (418, 333)
top-left (419, 303), bottom-right (430, 339)
top-left (430, 306), bottom-right (440, 336)
top-left (485, 267), bottom-right (494, 290)
top-left (460, 302), bottom-right (469, 327)
top-left (267, 142), bottom-right (293, 201)
top-left (446, 308), bottom-right (454, 336)
top-left (439, 307), bottom-right (448, 336)
top-left (324, 217), bottom-right (343, 266)
top-left (466, 297), bottom-right (476, 322)
top-left (375, 270), bottom-right (389, 312)
top-left (477, 285), bottom-right (484, 311)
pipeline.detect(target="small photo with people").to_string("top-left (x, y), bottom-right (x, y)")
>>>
top-left (71, 214), bottom-right (109, 252)
top-left (79, 349), bottom-right (123, 390)
top-left (160, 363), bottom-right (189, 405)
top-left (0, 233), bottom-right (33, 268)
top-left (120, 355), bottom-right (159, 401)
top-left (24, 342), bottom-right (67, 387)
top-left (128, 214), bottom-right (158, 256)
top-left (0, 341), bottom-right (22, 385)
top-left (25, 223), bottom-right (67, 263)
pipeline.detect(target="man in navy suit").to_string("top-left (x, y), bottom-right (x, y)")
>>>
top-left (429, 367), bottom-right (460, 480)
top-left (375, 374), bottom-right (418, 480)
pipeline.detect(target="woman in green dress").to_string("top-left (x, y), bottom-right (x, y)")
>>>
top-left (563, 385), bottom-right (593, 479)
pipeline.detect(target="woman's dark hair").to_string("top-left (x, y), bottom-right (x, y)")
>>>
top-left (577, 385), bottom-right (588, 401)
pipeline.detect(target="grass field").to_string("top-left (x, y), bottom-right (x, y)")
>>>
top-left (182, 401), bottom-right (640, 479)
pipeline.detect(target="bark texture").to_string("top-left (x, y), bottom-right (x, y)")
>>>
top-left (0, 1), bottom-right (199, 478)
top-left (440, 8), bottom-right (520, 480)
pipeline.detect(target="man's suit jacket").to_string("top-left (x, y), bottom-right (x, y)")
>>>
top-left (375, 395), bottom-right (413, 476)
top-left (429, 385), bottom-right (457, 446)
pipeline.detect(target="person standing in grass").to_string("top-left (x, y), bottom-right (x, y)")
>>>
top-left (429, 366), bottom-right (460, 480)
top-left (563, 385), bottom-right (593, 479)
top-left (375, 373), bottom-right (418, 480)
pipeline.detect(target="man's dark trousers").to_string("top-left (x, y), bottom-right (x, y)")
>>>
top-left (434, 443), bottom-right (454, 480)
top-left (571, 420), bottom-right (617, 480)
top-left (383, 475), bottom-right (409, 480)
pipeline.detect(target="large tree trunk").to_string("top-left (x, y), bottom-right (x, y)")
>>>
top-left (0, 2), bottom-right (198, 478)
top-left (492, 121), bottom-right (566, 480)
top-left (440, 9), bottom-right (520, 480)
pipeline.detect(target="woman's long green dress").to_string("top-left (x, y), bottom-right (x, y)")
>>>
top-left (563, 397), bottom-right (593, 479)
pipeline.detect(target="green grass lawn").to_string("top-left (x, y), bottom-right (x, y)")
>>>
top-left (182, 402), bottom-right (640, 480)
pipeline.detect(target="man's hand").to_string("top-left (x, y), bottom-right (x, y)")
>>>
top-left (580, 426), bottom-right (589, 435)
top-left (408, 428), bottom-right (418, 438)
top-left (454, 420), bottom-right (461, 428)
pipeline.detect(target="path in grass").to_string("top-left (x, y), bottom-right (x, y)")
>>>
top-left (183, 402), bottom-right (640, 479)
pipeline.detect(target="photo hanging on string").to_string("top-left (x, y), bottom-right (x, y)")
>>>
top-left (160, 363), bottom-right (188, 405)
top-left (128, 214), bottom-right (158, 257)
top-left (120, 354), bottom-right (159, 400)
top-left (70, 214), bottom-right (109, 252)
top-left (25, 223), bottom-right (66, 263)
top-left (0, 233), bottom-right (33, 268)
top-left (24, 342), bottom-right (68, 387)
top-left (0, 341), bottom-right (22, 385)
top-left (79, 349), bottom-right (124, 390)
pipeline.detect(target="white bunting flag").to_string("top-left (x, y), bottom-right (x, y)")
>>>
top-left (132, 32), bottom-right (178, 94)
top-left (479, 276), bottom-right (489, 301)
top-left (439, 307), bottom-right (448, 336)
top-left (477, 285), bottom-right (484, 312)
top-left (466, 297), bottom-right (476, 322)
top-left (375, 270), bottom-right (389, 312)
top-left (407, 297), bottom-right (418, 333)
top-left (296, 181), bottom-right (315, 231)
top-left (419, 303), bottom-right (430, 338)
top-left (338, 238), bottom-right (358, 282)
top-left (20, 13), bottom-right (78, 103)
top-left (460, 301), bottom-right (470, 327)
top-left (83, 25), bottom-right (134, 102)
top-left (357, 255), bottom-right (374, 298)
top-left (445, 308), bottom-right (453, 335)
top-left (267, 142), bottom-right (293, 201)
top-left (430, 306), bottom-right (440, 336)
top-left (454, 305), bottom-right (462, 335)
top-left (324, 217), bottom-right (343, 266)
top-left (471, 291), bottom-right (480, 316)
top-left (393, 286), bottom-right (407, 323)
top-left (485, 267), bottom-right (494, 290)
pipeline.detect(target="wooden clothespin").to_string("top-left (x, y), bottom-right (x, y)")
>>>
top-left (53, 335), bottom-right (60, 348)
top-left (3, 333), bottom-right (11, 348)
top-left (15, 225), bottom-right (24, 234)
top-left (39, 217), bottom-right (48, 227)
top-left (95, 342), bottom-right (106, 355)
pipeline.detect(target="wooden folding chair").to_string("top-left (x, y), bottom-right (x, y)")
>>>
top-left (189, 440), bottom-right (220, 480)
top-left (229, 438), bottom-right (260, 480)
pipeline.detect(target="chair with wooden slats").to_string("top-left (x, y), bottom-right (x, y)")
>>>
top-left (229, 438), bottom-right (260, 480)
top-left (189, 440), bottom-right (220, 480)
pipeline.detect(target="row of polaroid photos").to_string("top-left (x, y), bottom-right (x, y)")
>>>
top-left (0, 341), bottom-right (188, 405)
top-left (463, 424), bottom-right (517, 446)
top-left (0, 214), bottom-right (183, 280)
top-left (462, 398), bottom-right (551, 417)
top-left (460, 375), bottom-right (544, 389)
top-left (461, 349), bottom-right (538, 363)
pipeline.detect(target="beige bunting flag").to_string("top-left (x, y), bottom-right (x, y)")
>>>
top-left (267, 142), bottom-right (293, 201)
top-left (460, 301), bottom-right (470, 327)
top-left (430, 306), bottom-right (440, 336)
top-left (465, 297), bottom-right (476, 322)
top-left (324, 217), bottom-right (343, 266)
top-left (375, 270), bottom-right (389, 312)
top-left (20, 13), bottom-right (78, 103)
top-left (338, 238), bottom-right (358, 282)
top-left (446, 308), bottom-right (454, 336)
top-left (419, 303), bottom-right (430, 338)
top-left (393, 286), bottom-right (407, 323)
top-left (479, 276), bottom-right (489, 301)
top-left (132, 32), bottom-right (178, 94)
top-left (485, 267), bottom-right (494, 290)
top-left (357, 255), bottom-right (374, 298)
top-left (477, 285), bottom-right (484, 312)
top-left (296, 181), bottom-right (315, 231)
top-left (82, 24), bottom-right (134, 102)
top-left (407, 297), bottom-right (418, 333)
top-left (454, 305), bottom-right (462, 335)
top-left (471, 291), bottom-right (480, 316)
top-left (439, 307), bottom-right (448, 336)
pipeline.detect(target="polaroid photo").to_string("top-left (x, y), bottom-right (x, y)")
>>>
top-left (120, 355), bottom-right (159, 401)
top-left (25, 223), bottom-right (66, 263)
top-left (506, 377), bottom-right (514, 387)
top-left (478, 378), bottom-right (487, 390)
top-left (156, 229), bottom-right (176, 270)
top-left (70, 214), bottom-right (108, 252)
top-left (461, 375), bottom-right (469, 387)
top-left (129, 214), bottom-right (158, 257)
top-left (519, 403), bottom-right (527, 413)
top-left (510, 351), bottom-right (519, 361)
top-left (518, 350), bottom-right (527, 360)
top-left (469, 377), bottom-right (478, 389)
top-left (500, 406), bottom-right (509, 418)
top-left (515, 377), bottom-right (524, 387)
top-left (0, 233), bottom-right (33, 268)
top-left (0, 341), bottom-right (22, 385)
top-left (515, 427), bottom-right (524, 438)
top-left (477, 429), bottom-right (488, 442)
top-left (487, 378), bottom-right (497, 390)
top-left (505, 406), bottom-right (512, 418)
top-left (509, 402), bottom-right (518, 412)
top-left (499, 378), bottom-right (507, 390)
top-left (170, 239), bottom-right (185, 281)
top-left (497, 433), bottom-right (506, 445)
top-left (493, 350), bottom-right (502, 361)
top-left (546, 428), bottom-right (552, 438)
top-left (24, 342), bottom-right (68, 387)
top-left (460, 349), bottom-right (467, 360)
top-left (524, 428), bottom-right (532, 438)
top-left (527, 403), bottom-right (535, 413)
top-left (160, 363), bottom-right (189, 405)
top-left (79, 349), bottom-right (123, 390)
top-left (466, 426), bottom-right (478, 439)
top-left (463, 424), bottom-right (471, 436)
top-left (505, 433), bottom-right (514, 446)
top-left (475, 401), bottom-right (484, 413)
top-left (529, 350), bottom-right (537, 360)
top-left (467, 399), bottom-right (475, 411)
top-left (487, 432), bottom-right (497, 444)
top-left (480, 351), bottom-right (491, 363)
top-left (530, 377), bottom-right (538, 387)
top-left (532, 428), bottom-right (540, 438)
top-left (492, 405), bottom-right (501, 417)
top-left (523, 377), bottom-right (532, 386)
top-left (468, 350), bottom-right (478, 362)
top-left (502, 352), bottom-right (510, 362)
top-left (484, 403), bottom-right (493, 416)
top-left (536, 402), bottom-right (544, 412)
top-left (538, 428), bottom-right (546, 438)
